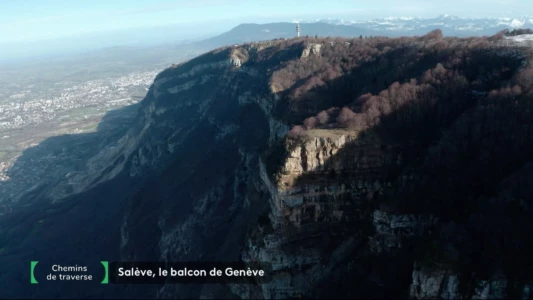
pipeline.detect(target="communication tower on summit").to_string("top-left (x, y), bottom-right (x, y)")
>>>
top-left (296, 23), bottom-right (300, 37)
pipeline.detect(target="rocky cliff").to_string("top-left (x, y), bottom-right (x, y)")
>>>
top-left (1, 34), bottom-right (533, 299)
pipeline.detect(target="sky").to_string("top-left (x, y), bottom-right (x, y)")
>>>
top-left (1, 0), bottom-right (532, 61)
top-left (2, 0), bottom-right (533, 44)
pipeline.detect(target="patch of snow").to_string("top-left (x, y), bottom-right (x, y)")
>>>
top-left (507, 34), bottom-right (533, 42)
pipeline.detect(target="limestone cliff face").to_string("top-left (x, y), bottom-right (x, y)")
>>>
top-left (410, 264), bottom-right (463, 299)
top-left (370, 210), bottom-right (438, 253)
top-left (110, 44), bottom-right (295, 299)
top-left (270, 131), bottom-right (392, 230)
top-left (300, 43), bottom-right (322, 59)
top-left (233, 130), bottom-right (408, 298)
top-left (46, 46), bottom-right (266, 201)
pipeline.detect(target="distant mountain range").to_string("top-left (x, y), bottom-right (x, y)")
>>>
top-left (190, 15), bottom-right (533, 50)
top-left (296, 15), bottom-right (533, 37)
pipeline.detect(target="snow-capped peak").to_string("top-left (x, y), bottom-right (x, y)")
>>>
top-left (437, 14), bottom-right (460, 20)
top-left (383, 16), bottom-right (415, 21)
top-left (510, 19), bottom-right (525, 28)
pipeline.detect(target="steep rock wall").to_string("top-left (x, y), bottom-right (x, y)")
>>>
top-left (234, 130), bottom-right (414, 298)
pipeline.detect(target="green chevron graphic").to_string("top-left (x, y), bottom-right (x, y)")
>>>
top-left (101, 261), bottom-right (109, 284)
top-left (30, 261), bottom-right (39, 284)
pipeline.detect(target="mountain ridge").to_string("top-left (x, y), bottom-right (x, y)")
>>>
top-left (1, 32), bottom-right (533, 299)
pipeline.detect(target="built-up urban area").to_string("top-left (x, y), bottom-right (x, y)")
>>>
top-left (0, 68), bottom-right (159, 209)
